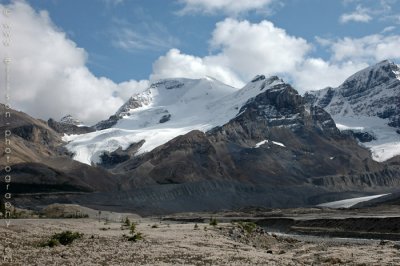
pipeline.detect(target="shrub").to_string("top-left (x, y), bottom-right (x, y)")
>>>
top-left (124, 217), bottom-right (131, 226)
top-left (151, 224), bottom-right (158, 228)
top-left (129, 223), bottom-right (136, 234)
top-left (209, 217), bottom-right (218, 226)
top-left (237, 221), bottom-right (257, 234)
top-left (194, 223), bottom-right (199, 230)
top-left (127, 232), bottom-right (143, 242)
top-left (40, 231), bottom-right (83, 247)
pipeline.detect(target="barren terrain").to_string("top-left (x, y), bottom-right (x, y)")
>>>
top-left (1, 217), bottom-right (400, 265)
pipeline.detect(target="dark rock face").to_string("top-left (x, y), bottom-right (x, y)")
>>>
top-left (98, 140), bottom-right (145, 169)
top-left (151, 79), bottom-right (184, 90)
top-left (159, 114), bottom-right (171, 123)
top-left (343, 130), bottom-right (376, 143)
top-left (94, 115), bottom-right (119, 130)
top-left (48, 118), bottom-right (95, 135)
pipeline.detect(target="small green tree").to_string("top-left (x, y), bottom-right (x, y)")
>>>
top-left (130, 223), bottom-right (136, 234)
top-left (209, 217), bottom-right (218, 226)
top-left (124, 217), bottom-right (131, 226)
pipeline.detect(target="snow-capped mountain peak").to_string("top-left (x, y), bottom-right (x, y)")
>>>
top-left (64, 75), bottom-right (289, 165)
top-left (339, 60), bottom-right (399, 98)
top-left (306, 60), bottom-right (400, 162)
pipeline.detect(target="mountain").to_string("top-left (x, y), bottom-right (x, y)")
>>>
top-left (305, 60), bottom-right (400, 162)
top-left (6, 62), bottom-right (400, 214)
top-left (0, 104), bottom-right (118, 208)
top-left (65, 76), bottom-right (282, 165)
top-left (59, 74), bottom-right (400, 214)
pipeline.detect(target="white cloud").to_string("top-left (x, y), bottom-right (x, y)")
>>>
top-left (111, 19), bottom-right (179, 52)
top-left (340, 5), bottom-right (372, 23)
top-left (152, 19), bottom-right (311, 88)
top-left (152, 18), bottom-right (400, 92)
top-left (151, 48), bottom-right (244, 87)
top-left (328, 34), bottom-right (400, 62)
top-left (292, 59), bottom-right (368, 89)
top-left (382, 26), bottom-right (396, 33)
top-left (209, 19), bottom-right (311, 78)
top-left (0, 1), bottom-right (146, 124)
top-left (177, 0), bottom-right (275, 15)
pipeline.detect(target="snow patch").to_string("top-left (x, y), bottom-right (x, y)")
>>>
top-left (254, 140), bottom-right (268, 148)
top-left (272, 141), bottom-right (285, 147)
top-left (317, 194), bottom-right (389, 208)
top-left (254, 140), bottom-right (285, 148)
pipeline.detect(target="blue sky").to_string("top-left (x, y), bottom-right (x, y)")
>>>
top-left (26, 0), bottom-right (400, 82)
top-left (1, 0), bottom-right (400, 123)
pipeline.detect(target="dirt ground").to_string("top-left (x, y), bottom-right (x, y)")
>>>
top-left (0, 218), bottom-right (399, 265)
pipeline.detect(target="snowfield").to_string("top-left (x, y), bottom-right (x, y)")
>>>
top-left (317, 194), bottom-right (390, 208)
top-left (334, 116), bottom-right (400, 162)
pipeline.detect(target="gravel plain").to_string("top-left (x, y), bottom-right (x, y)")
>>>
top-left (0, 218), bottom-right (399, 265)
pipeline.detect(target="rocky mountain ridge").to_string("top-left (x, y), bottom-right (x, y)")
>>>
top-left (3, 61), bottom-right (400, 214)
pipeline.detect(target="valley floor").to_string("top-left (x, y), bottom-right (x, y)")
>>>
top-left (0, 218), bottom-right (399, 265)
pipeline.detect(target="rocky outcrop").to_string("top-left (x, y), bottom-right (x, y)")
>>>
top-left (48, 118), bottom-right (95, 135)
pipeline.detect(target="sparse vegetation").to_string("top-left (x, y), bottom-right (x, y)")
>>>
top-left (127, 232), bottom-right (143, 242)
top-left (40, 231), bottom-right (83, 247)
top-left (209, 217), bottom-right (218, 226)
top-left (122, 222), bottom-right (143, 242)
top-left (194, 223), bottom-right (199, 230)
top-left (151, 224), bottom-right (158, 228)
top-left (237, 221), bottom-right (257, 234)
top-left (130, 223), bottom-right (136, 234)
top-left (123, 217), bottom-right (131, 226)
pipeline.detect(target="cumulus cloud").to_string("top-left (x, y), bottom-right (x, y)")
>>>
top-left (177, 0), bottom-right (275, 16)
top-left (339, 5), bottom-right (372, 23)
top-left (209, 19), bottom-right (311, 78)
top-left (291, 59), bottom-right (368, 89)
top-left (324, 34), bottom-right (400, 62)
top-left (151, 48), bottom-right (244, 87)
top-left (0, 1), bottom-right (146, 124)
top-left (152, 17), bottom-right (400, 91)
top-left (152, 19), bottom-right (311, 88)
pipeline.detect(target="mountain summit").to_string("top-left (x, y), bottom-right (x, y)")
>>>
top-left (65, 76), bottom-right (285, 165)
top-left (306, 60), bottom-right (400, 161)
